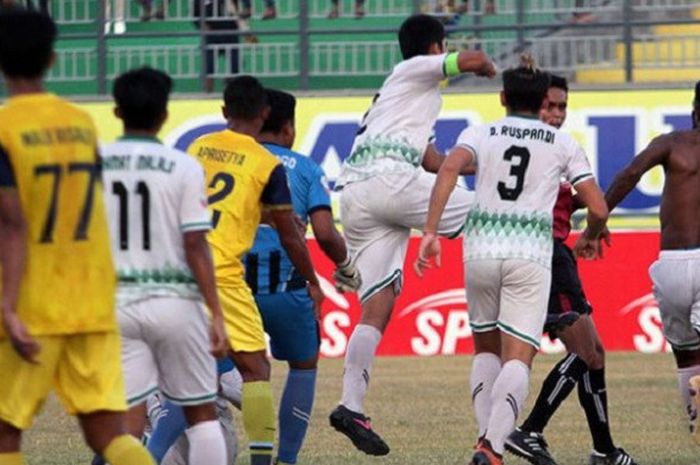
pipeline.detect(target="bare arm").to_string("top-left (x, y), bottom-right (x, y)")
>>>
top-left (309, 208), bottom-right (347, 265)
top-left (415, 146), bottom-right (474, 276)
top-left (0, 189), bottom-right (39, 362)
top-left (272, 208), bottom-right (320, 286)
top-left (271, 208), bottom-right (325, 314)
top-left (605, 134), bottom-right (671, 211)
top-left (423, 146), bottom-right (474, 234)
top-left (573, 179), bottom-right (608, 240)
top-left (421, 143), bottom-right (477, 175)
top-left (184, 230), bottom-right (227, 357)
top-left (456, 50), bottom-right (497, 77)
top-left (0, 189), bottom-right (25, 317)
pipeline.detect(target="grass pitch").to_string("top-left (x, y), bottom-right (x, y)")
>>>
top-left (23, 353), bottom-right (697, 464)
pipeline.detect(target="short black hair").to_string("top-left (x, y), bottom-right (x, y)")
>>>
top-left (0, 8), bottom-right (56, 79)
top-left (261, 89), bottom-right (296, 134)
top-left (223, 75), bottom-right (269, 121)
top-left (694, 80), bottom-right (700, 108)
top-left (398, 14), bottom-right (445, 60)
top-left (112, 67), bottom-right (173, 130)
top-left (549, 74), bottom-right (568, 92)
top-left (502, 54), bottom-right (551, 114)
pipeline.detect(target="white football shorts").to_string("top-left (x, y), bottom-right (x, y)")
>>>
top-left (118, 296), bottom-right (218, 406)
top-left (466, 259), bottom-right (551, 349)
top-left (340, 169), bottom-right (474, 303)
top-left (649, 248), bottom-right (700, 351)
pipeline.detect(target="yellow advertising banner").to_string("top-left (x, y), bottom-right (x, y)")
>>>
top-left (79, 88), bottom-right (693, 214)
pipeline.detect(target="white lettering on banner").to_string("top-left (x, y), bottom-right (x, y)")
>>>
top-left (321, 311), bottom-right (351, 358)
top-left (442, 312), bottom-right (471, 354)
top-left (620, 293), bottom-right (672, 353)
top-left (318, 275), bottom-right (352, 357)
top-left (412, 310), bottom-right (444, 356)
top-left (634, 306), bottom-right (671, 353)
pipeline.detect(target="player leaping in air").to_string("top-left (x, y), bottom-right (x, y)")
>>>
top-left (0, 9), bottom-right (155, 465)
top-left (415, 55), bottom-right (609, 465)
top-left (506, 75), bottom-right (638, 465)
top-left (329, 13), bottom-right (496, 456)
top-left (604, 80), bottom-right (700, 447)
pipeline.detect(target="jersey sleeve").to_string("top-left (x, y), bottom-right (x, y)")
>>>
top-left (564, 138), bottom-right (594, 186)
top-left (0, 144), bottom-right (16, 188)
top-left (261, 163), bottom-right (292, 209)
top-left (180, 162), bottom-right (212, 232)
top-left (306, 161), bottom-right (332, 214)
top-left (397, 53), bottom-right (454, 83)
top-left (454, 125), bottom-right (482, 165)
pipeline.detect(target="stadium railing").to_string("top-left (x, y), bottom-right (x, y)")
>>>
top-left (3, 0), bottom-right (700, 96)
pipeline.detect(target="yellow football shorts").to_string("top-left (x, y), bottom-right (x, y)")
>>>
top-left (219, 284), bottom-right (266, 353)
top-left (0, 331), bottom-right (127, 430)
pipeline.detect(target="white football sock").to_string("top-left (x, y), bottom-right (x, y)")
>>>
top-left (485, 359), bottom-right (530, 454)
top-left (470, 352), bottom-right (502, 438)
top-left (340, 324), bottom-right (382, 414)
top-left (677, 365), bottom-right (700, 422)
top-left (186, 419), bottom-right (227, 465)
top-left (220, 367), bottom-right (243, 409)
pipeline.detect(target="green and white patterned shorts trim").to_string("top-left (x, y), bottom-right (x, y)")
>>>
top-left (497, 320), bottom-right (541, 349)
top-left (360, 269), bottom-right (403, 303)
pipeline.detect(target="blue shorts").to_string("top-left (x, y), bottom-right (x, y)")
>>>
top-left (255, 289), bottom-right (320, 363)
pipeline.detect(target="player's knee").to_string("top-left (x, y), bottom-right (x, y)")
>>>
top-left (183, 403), bottom-right (218, 425)
top-left (674, 347), bottom-right (700, 368)
top-left (289, 357), bottom-right (318, 370)
top-left (232, 352), bottom-right (271, 381)
top-left (79, 411), bottom-right (128, 454)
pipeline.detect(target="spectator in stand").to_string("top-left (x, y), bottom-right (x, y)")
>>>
top-left (0, 0), bottom-right (48, 15)
top-left (193, 0), bottom-right (240, 93)
top-left (328, 0), bottom-right (365, 19)
top-left (138, 0), bottom-right (167, 21)
top-left (235, 0), bottom-right (276, 20)
top-left (436, 0), bottom-right (495, 15)
top-left (105, 0), bottom-right (126, 34)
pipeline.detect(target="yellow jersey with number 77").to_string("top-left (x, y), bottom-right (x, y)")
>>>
top-left (187, 129), bottom-right (292, 287)
top-left (0, 93), bottom-right (116, 336)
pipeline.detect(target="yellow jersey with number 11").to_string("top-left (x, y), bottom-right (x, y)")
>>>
top-left (0, 93), bottom-right (116, 336)
top-left (188, 129), bottom-right (292, 287)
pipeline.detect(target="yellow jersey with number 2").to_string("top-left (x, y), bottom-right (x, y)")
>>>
top-left (0, 93), bottom-right (116, 336)
top-left (188, 129), bottom-right (292, 287)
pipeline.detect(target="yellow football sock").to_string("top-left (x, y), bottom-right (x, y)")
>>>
top-left (0, 452), bottom-right (23, 465)
top-left (103, 434), bottom-right (155, 465)
top-left (242, 381), bottom-right (276, 462)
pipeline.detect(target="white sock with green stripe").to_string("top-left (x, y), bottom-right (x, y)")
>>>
top-left (341, 324), bottom-right (382, 414)
top-left (186, 419), bottom-right (226, 465)
top-left (470, 352), bottom-right (502, 438)
top-left (485, 359), bottom-right (529, 454)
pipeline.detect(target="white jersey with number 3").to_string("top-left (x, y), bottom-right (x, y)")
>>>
top-left (101, 139), bottom-right (212, 305)
top-left (456, 116), bottom-right (594, 267)
top-left (337, 53), bottom-right (457, 188)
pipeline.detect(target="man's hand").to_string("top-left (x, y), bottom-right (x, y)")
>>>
top-left (2, 308), bottom-right (40, 363)
top-left (476, 60), bottom-right (497, 78)
top-left (414, 232), bottom-right (441, 278)
top-left (573, 231), bottom-right (601, 260)
top-left (333, 255), bottom-right (362, 292)
top-left (209, 313), bottom-right (229, 358)
top-left (597, 226), bottom-right (612, 259)
top-left (307, 282), bottom-right (325, 319)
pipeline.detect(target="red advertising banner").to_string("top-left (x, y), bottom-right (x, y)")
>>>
top-left (311, 230), bottom-right (665, 357)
